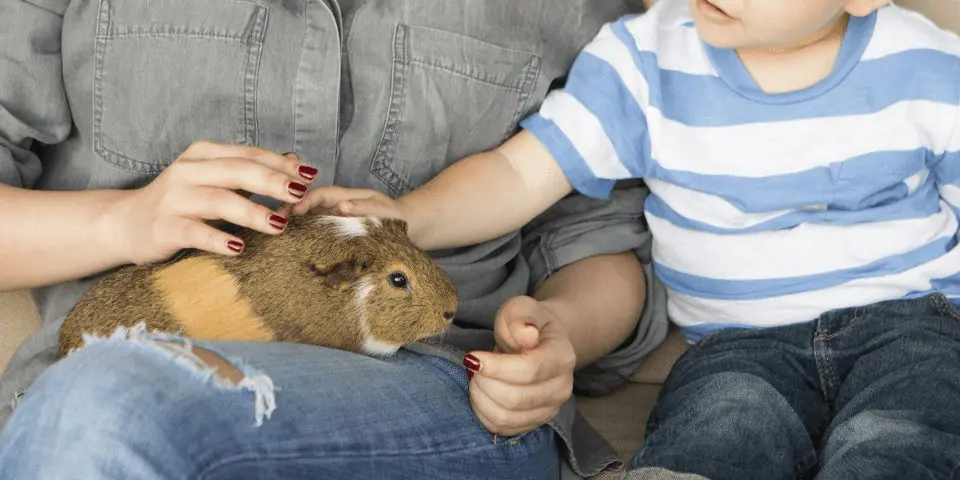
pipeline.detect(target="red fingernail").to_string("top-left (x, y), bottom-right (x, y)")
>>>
top-left (298, 165), bottom-right (317, 181)
top-left (288, 181), bottom-right (307, 198)
top-left (269, 214), bottom-right (288, 231)
top-left (227, 240), bottom-right (244, 253)
top-left (467, 370), bottom-right (475, 381)
top-left (463, 354), bottom-right (481, 372)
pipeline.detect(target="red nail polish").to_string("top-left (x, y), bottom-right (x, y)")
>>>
top-left (227, 240), bottom-right (244, 252)
top-left (463, 354), bottom-right (481, 372)
top-left (288, 181), bottom-right (307, 198)
top-left (467, 370), bottom-right (475, 381)
top-left (269, 214), bottom-right (288, 230)
top-left (298, 165), bottom-right (318, 181)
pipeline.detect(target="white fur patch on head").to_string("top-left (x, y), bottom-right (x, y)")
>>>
top-left (325, 216), bottom-right (368, 237)
top-left (360, 338), bottom-right (401, 357)
top-left (354, 278), bottom-right (375, 322)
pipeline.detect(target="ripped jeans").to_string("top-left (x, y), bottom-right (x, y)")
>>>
top-left (0, 326), bottom-right (558, 479)
top-left (628, 293), bottom-right (960, 480)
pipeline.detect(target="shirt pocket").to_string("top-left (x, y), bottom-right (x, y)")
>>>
top-left (92, 0), bottom-right (268, 175)
top-left (370, 24), bottom-right (541, 196)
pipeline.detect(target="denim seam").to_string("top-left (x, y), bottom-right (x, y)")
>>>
top-left (91, 0), bottom-right (110, 168)
top-left (821, 309), bottom-right (866, 341)
top-left (370, 24), bottom-right (410, 196)
top-left (409, 338), bottom-right (468, 360)
top-left (813, 333), bottom-right (839, 404)
top-left (407, 60), bottom-right (526, 92)
top-left (503, 55), bottom-right (541, 144)
top-left (193, 429), bottom-right (556, 479)
top-left (104, 32), bottom-right (249, 41)
top-left (539, 231), bottom-right (559, 280)
top-left (934, 293), bottom-right (960, 321)
top-left (241, 5), bottom-right (268, 147)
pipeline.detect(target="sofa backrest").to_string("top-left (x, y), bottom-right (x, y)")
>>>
top-left (897, 0), bottom-right (960, 34)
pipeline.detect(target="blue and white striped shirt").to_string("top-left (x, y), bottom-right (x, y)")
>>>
top-left (520, 0), bottom-right (960, 341)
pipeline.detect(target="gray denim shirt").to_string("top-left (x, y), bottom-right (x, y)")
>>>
top-left (0, 0), bottom-right (668, 477)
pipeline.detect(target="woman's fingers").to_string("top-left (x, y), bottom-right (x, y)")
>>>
top-left (469, 380), bottom-right (560, 436)
top-left (181, 187), bottom-right (290, 235)
top-left (182, 142), bottom-right (317, 183)
top-left (167, 156), bottom-right (311, 204)
top-left (162, 216), bottom-right (247, 257)
top-left (471, 371), bottom-right (571, 413)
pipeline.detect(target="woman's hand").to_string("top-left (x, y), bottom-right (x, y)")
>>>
top-left (462, 295), bottom-right (577, 437)
top-left (107, 141), bottom-right (319, 264)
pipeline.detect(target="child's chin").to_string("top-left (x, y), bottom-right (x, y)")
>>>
top-left (697, 34), bottom-right (738, 49)
top-left (695, 27), bottom-right (751, 50)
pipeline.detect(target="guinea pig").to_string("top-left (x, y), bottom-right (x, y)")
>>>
top-left (58, 214), bottom-right (459, 359)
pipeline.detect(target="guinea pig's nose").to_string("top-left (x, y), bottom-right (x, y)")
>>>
top-left (443, 311), bottom-right (455, 321)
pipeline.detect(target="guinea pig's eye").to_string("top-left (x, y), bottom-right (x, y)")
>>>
top-left (388, 272), bottom-right (408, 289)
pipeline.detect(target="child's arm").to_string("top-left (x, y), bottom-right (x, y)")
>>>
top-left (296, 19), bottom-right (650, 250)
top-left (399, 131), bottom-right (574, 250)
top-left (303, 131), bottom-right (572, 251)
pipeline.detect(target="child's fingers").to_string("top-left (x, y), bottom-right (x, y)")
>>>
top-left (291, 186), bottom-right (381, 215)
top-left (335, 197), bottom-right (403, 219)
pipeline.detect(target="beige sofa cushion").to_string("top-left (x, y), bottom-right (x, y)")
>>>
top-left (897, 0), bottom-right (960, 33)
top-left (0, 291), bottom-right (41, 371)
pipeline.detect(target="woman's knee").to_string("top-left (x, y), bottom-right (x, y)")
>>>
top-left (16, 334), bottom-right (277, 431)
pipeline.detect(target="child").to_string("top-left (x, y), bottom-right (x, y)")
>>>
top-left (297, 0), bottom-right (960, 478)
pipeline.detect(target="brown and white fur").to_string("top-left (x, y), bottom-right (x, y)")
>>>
top-left (58, 214), bottom-right (459, 358)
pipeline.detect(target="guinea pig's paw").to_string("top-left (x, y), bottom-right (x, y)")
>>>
top-left (360, 337), bottom-right (402, 357)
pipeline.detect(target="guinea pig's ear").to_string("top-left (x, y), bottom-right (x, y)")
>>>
top-left (315, 256), bottom-right (372, 289)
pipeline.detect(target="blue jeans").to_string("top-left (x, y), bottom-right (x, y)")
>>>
top-left (0, 334), bottom-right (558, 479)
top-left (629, 293), bottom-right (960, 480)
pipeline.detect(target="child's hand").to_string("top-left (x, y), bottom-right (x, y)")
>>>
top-left (291, 186), bottom-right (408, 221)
top-left (106, 141), bottom-right (317, 264)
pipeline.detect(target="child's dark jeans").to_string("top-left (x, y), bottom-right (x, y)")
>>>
top-left (629, 293), bottom-right (960, 480)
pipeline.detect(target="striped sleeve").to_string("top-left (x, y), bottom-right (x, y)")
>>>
top-left (520, 19), bottom-right (650, 200)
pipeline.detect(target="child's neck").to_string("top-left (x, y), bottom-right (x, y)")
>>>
top-left (735, 14), bottom-right (850, 94)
